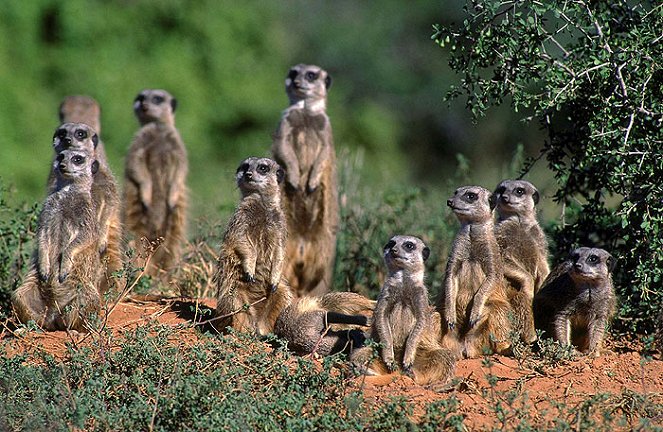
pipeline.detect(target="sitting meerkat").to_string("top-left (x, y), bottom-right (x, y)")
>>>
top-left (493, 179), bottom-right (550, 343)
top-left (12, 147), bottom-right (103, 331)
top-left (214, 157), bottom-right (292, 335)
top-left (351, 235), bottom-right (457, 385)
top-left (438, 186), bottom-right (514, 358)
top-left (533, 247), bottom-right (617, 356)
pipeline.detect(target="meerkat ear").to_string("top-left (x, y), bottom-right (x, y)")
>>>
top-left (532, 189), bottom-right (540, 205)
top-left (325, 74), bottom-right (332, 90)
top-left (276, 167), bottom-right (285, 184)
top-left (92, 133), bottom-right (99, 148)
top-left (171, 98), bottom-right (178, 113)
top-left (422, 246), bottom-right (431, 262)
top-left (91, 160), bottom-right (99, 175)
top-left (488, 193), bottom-right (497, 210)
top-left (605, 253), bottom-right (616, 272)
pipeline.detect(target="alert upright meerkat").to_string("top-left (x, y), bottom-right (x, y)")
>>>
top-left (214, 157), bottom-right (292, 335)
top-left (351, 236), bottom-right (457, 385)
top-left (12, 148), bottom-right (103, 331)
top-left (274, 291), bottom-right (375, 356)
top-left (438, 186), bottom-right (514, 358)
top-left (272, 64), bottom-right (339, 297)
top-left (58, 95), bottom-right (107, 165)
top-left (49, 123), bottom-right (123, 293)
top-left (533, 247), bottom-right (617, 356)
top-left (124, 89), bottom-right (188, 277)
top-left (493, 179), bottom-right (550, 343)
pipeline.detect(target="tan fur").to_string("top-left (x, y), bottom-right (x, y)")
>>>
top-left (58, 95), bottom-right (107, 165)
top-left (12, 148), bottom-right (103, 331)
top-left (533, 247), bottom-right (616, 356)
top-left (352, 236), bottom-right (457, 385)
top-left (214, 158), bottom-right (292, 335)
top-left (494, 179), bottom-right (550, 343)
top-left (437, 186), bottom-right (514, 358)
top-left (274, 292), bottom-right (374, 356)
top-left (272, 64), bottom-right (338, 297)
top-left (123, 89), bottom-right (188, 277)
top-left (48, 122), bottom-right (123, 294)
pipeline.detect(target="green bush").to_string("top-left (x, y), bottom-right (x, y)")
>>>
top-left (434, 1), bottom-right (663, 334)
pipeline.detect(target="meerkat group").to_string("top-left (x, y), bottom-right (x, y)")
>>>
top-left (11, 65), bottom-right (619, 382)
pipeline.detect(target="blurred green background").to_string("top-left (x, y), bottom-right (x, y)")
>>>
top-left (0, 0), bottom-right (550, 225)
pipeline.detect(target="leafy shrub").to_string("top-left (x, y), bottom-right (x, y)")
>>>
top-left (434, 1), bottom-right (663, 334)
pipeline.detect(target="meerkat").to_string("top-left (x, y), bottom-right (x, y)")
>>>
top-left (437, 186), bottom-right (514, 358)
top-left (12, 148), bottom-right (103, 331)
top-left (271, 64), bottom-right (339, 297)
top-left (493, 179), bottom-right (550, 343)
top-left (274, 291), bottom-right (375, 356)
top-left (48, 123), bottom-right (123, 294)
top-left (124, 89), bottom-right (188, 277)
top-left (214, 157), bottom-right (292, 335)
top-left (351, 236), bottom-right (457, 385)
top-left (533, 247), bottom-right (617, 356)
top-left (58, 95), bottom-right (107, 165)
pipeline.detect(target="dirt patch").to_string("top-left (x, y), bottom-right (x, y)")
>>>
top-left (3, 298), bottom-right (662, 429)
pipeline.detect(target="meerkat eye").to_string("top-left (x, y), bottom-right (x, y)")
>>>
top-left (152, 95), bottom-right (164, 104)
top-left (72, 155), bottom-right (85, 165)
top-left (257, 164), bottom-right (270, 174)
top-left (305, 71), bottom-right (319, 82)
top-left (403, 241), bottom-right (415, 251)
top-left (465, 192), bottom-right (478, 201)
top-left (74, 129), bottom-right (87, 140)
top-left (587, 255), bottom-right (599, 263)
top-left (515, 187), bottom-right (525, 195)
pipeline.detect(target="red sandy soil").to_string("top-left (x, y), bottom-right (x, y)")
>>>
top-left (3, 298), bottom-right (662, 430)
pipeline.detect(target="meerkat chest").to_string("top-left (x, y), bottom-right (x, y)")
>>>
top-left (286, 110), bottom-right (329, 163)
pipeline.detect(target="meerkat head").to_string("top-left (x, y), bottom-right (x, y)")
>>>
top-left (568, 247), bottom-right (615, 283)
top-left (59, 95), bottom-right (101, 133)
top-left (285, 64), bottom-right (331, 110)
top-left (53, 123), bottom-right (99, 155)
top-left (133, 89), bottom-right (177, 126)
top-left (235, 157), bottom-right (284, 197)
top-left (493, 179), bottom-right (540, 220)
top-left (447, 185), bottom-right (496, 225)
top-left (55, 148), bottom-right (98, 183)
top-left (383, 235), bottom-right (430, 275)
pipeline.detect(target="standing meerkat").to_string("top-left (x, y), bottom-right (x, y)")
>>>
top-left (438, 186), bottom-right (514, 358)
top-left (271, 64), bottom-right (339, 297)
top-left (124, 89), bottom-right (188, 277)
top-left (493, 179), bottom-right (550, 343)
top-left (274, 291), bottom-right (375, 356)
top-left (214, 157), bottom-right (292, 335)
top-left (58, 95), bottom-right (107, 165)
top-left (533, 247), bottom-right (617, 356)
top-left (12, 148), bottom-right (103, 331)
top-left (352, 236), bottom-right (457, 385)
top-left (49, 123), bottom-right (123, 294)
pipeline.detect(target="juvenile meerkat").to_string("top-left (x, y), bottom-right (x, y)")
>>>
top-left (438, 186), bottom-right (514, 358)
top-left (533, 247), bottom-right (617, 356)
top-left (274, 291), bottom-right (375, 356)
top-left (49, 123), bottom-right (123, 294)
top-left (271, 64), bottom-right (339, 297)
top-left (214, 157), bottom-right (292, 335)
top-left (124, 89), bottom-right (188, 277)
top-left (493, 179), bottom-right (550, 343)
top-left (12, 148), bottom-right (103, 331)
top-left (352, 236), bottom-right (457, 385)
top-left (58, 95), bottom-right (107, 165)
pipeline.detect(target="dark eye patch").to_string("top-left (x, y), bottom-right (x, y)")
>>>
top-left (383, 240), bottom-right (396, 251)
top-left (74, 129), bottom-right (87, 140)
top-left (495, 186), bottom-right (506, 195)
top-left (236, 163), bottom-right (250, 174)
top-left (403, 241), bottom-right (416, 251)
top-left (465, 192), bottom-right (478, 202)
top-left (287, 69), bottom-right (298, 80)
top-left (135, 94), bottom-right (145, 103)
top-left (54, 128), bottom-right (67, 139)
top-left (305, 71), bottom-right (319, 82)
top-left (515, 187), bottom-right (525, 195)
top-left (587, 255), bottom-right (599, 263)
top-left (72, 155), bottom-right (85, 165)
top-left (257, 164), bottom-right (270, 174)
top-left (152, 95), bottom-right (164, 104)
